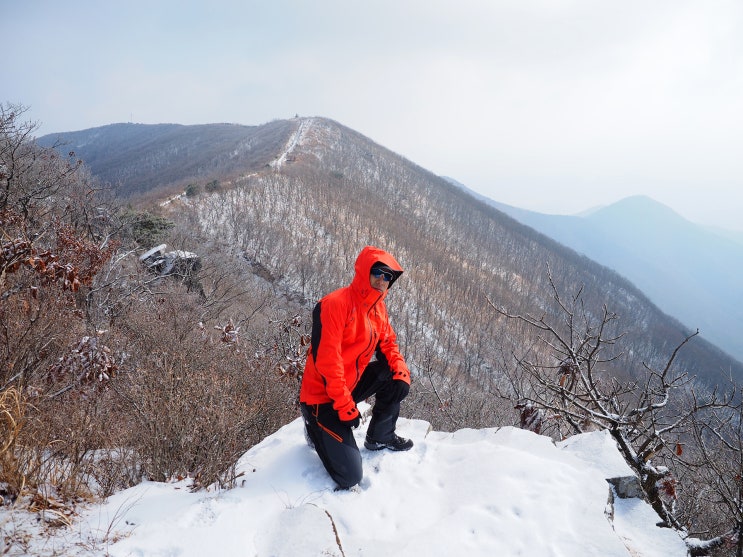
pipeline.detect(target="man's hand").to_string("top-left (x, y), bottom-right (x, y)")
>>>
top-left (339, 405), bottom-right (360, 429)
top-left (342, 415), bottom-right (361, 429)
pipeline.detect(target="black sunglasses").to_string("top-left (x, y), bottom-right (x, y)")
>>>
top-left (371, 268), bottom-right (394, 282)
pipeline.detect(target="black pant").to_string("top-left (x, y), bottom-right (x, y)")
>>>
top-left (300, 360), bottom-right (408, 488)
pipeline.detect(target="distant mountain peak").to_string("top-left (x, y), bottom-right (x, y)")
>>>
top-left (578, 195), bottom-right (658, 214)
top-left (587, 195), bottom-right (687, 228)
top-left (599, 194), bottom-right (673, 212)
top-left (478, 189), bottom-right (743, 363)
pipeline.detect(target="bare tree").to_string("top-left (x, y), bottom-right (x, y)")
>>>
top-left (680, 391), bottom-right (743, 556)
top-left (0, 103), bottom-right (84, 219)
top-left (489, 270), bottom-right (736, 555)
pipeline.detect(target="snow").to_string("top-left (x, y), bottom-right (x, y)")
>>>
top-left (3, 406), bottom-right (689, 556)
top-left (271, 117), bottom-right (312, 168)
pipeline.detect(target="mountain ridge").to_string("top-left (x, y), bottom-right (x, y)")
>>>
top-left (38, 120), bottom-right (297, 197)
top-left (37, 118), bottom-right (743, 386)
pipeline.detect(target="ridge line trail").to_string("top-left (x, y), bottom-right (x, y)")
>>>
top-left (272, 117), bottom-right (313, 168)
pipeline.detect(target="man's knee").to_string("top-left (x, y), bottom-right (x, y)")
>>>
top-left (329, 445), bottom-right (363, 488)
top-left (333, 467), bottom-right (363, 489)
top-left (377, 378), bottom-right (409, 404)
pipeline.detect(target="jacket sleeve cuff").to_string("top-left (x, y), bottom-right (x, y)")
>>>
top-left (336, 399), bottom-right (359, 420)
top-left (392, 368), bottom-right (411, 384)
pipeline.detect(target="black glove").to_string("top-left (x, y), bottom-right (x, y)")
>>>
top-left (339, 406), bottom-right (361, 429)
top-left (388, 379), bottom-right (410, 402)
top-left (342, 415), bottom-right (361, 429)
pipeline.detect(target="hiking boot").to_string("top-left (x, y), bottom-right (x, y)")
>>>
top-left (364, 434), bottom-right (413, 452)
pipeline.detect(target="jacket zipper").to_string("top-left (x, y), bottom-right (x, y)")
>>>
top-left (354, 295), bottom-right (382, 385)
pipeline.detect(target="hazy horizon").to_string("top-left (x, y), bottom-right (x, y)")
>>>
top-left (6, 1), bottom-right (742, 231)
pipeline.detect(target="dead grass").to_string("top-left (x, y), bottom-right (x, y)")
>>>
top-left (0, 387), bottom-right (28, 504)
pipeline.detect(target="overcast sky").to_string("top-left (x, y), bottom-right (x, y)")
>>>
top-left (6, 1), bottom-right (743, 231)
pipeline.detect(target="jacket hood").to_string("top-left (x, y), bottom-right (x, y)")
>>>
top-left (351, 246), bottom-right (404, 299)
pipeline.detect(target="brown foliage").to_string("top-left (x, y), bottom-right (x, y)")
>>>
top-left (110, 285), bottom-right (299, 489)
top-left (0, 106), bottom-right (304, 527)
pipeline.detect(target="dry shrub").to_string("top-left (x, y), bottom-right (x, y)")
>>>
top-left (112, 285), bottom-right (299, 490)
top-left (25, 390), bottom-right (122, 501)
top-left (121, 351), bottom-right (294, 488)
top-left (0, 208), bottom-right (120, 506)
top-left (0, 387), bottom-right (27, 503)
top-left (0, 387), bottom-right (89, 510)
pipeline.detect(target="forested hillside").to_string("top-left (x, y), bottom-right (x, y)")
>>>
top-left (38, 120), bottom-right (295, 198)
top-left (44, 117), bottom-right (741, 392)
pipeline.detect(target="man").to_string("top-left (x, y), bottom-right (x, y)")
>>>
top-left (299, 245), bottom-right (413, 489)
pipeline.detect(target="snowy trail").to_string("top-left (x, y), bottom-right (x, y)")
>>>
top-left (271, 117), bottom-right (313, 168)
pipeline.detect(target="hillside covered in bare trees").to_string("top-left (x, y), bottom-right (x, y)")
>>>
top-left (4, 107), bottom-right (742, 554)
top-left (42, 116), bottom-right (741, 391)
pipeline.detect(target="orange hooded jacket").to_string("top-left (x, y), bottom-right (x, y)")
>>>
top-left (299, 246), bottom-right (411, 421)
